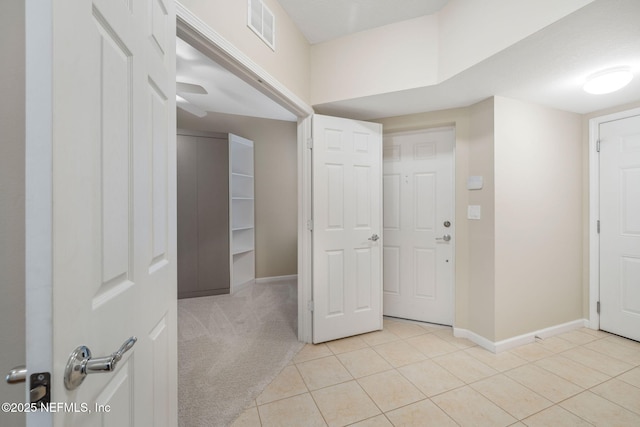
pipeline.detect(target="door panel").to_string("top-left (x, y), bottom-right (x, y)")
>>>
top-left (26, 0), bottom-right (177, 425)
top-left (600, 114), bottom-right (640, 341)
top-left (415, 173), bottom-right (436, 231)
top-left (383, 247), bottom-right (401, 294)
top-left (312, 115), bottom-right (383, 343)
top-left (150, 81), bottom-right (171, 270)
top-left (415, 248), bottom-right (436, 298)
top-left (383, 128), bottom-right (454, 325)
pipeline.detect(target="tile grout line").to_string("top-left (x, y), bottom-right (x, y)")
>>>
top-left (344, 325), bottom-right (484, 425)
top-left (330, 342), bottom-right (389, 421)
top-left (501, 333), bottom-right (638, 425)
top-left (247, 326), bottom-right (640, 427)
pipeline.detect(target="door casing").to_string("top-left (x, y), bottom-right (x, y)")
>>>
top-left (175, 4), bottom-right (315, 342)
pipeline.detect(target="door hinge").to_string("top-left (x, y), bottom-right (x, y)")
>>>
top-left (307, 219), bottom-right (313, 231)
top-left (597, 220), bottom-right (600, 234)
top-left (596, 139), bottom-right (600, 152)
top-left (308, 300), bottom-right (314, 311)
top-left (307, 138), bottom-right (313, 149)
top-left (597, 301), bottom-right (600, 314)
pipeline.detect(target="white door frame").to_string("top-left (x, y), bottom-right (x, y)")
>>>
top-left (25, 1), bottom-right (54, 414)
top-left (588, 106), bottom-right (640, 330)
top-left (175, 2), bottom-right (315, 342)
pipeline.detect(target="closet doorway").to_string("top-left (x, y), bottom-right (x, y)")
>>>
top-left (177, 131), bottom-right (258, 298)
top-left (175, 36), bottom-right (299, 298)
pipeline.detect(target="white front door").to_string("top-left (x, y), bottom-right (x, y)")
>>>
top-left (312, 115), bottom-right (383, 343)
top-left (599, 114), bottom-right (640, 342)
top-left (382, 128), bottom-right (454, 325)
top-left (25, 0), bottom-right (177, 425)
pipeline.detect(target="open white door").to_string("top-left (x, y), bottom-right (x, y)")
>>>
top-left (312, 115), bottom-right (383, 343)
top-left (599, 114), bottom-right (640, 342)
top-left (25, 0), bottom-right (177, 425)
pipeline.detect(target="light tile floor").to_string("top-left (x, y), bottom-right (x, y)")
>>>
top-left (231, 318), bottom-right (640, 426)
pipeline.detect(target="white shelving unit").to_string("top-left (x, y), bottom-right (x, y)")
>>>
top-left (230, 134), bottom-right (255, 291)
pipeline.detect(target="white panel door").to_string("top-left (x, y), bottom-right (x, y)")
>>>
top-left (600, 114), bottom-right (640, 342)
top-left (312, 115), bottom-right (383, 343)
top-left (25, 0), bottom-right (177, 425)
top-left (383, 128), bottom-right (454, 325)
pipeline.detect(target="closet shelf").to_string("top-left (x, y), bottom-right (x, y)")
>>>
top-left (230, 134), bottom-right (255, 291)
top-left (232, 248), bottom-right (255, 256)
top-left (232, 226), bottom-right (254, 231)
top-left (231, 172), bottom-right (254, 178)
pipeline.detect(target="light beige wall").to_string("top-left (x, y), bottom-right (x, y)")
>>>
top-left (437, 0), bottom-right (594, 80)
top-left (378, 96), bottom-right (587, 344)
top-left (493, 97), bottom-right (583, 341)
top-left (309, 0), bottom-right (593, 105)
top-left (581, 100), bottom-right (640, 317)
top-left (177, 110), bottom-right (297, 278)
top-left (375, 99), bottom-right (498, 340)
top-left (0, 1), bottom-right (26, 426)
top-left (310, 15), bottom-right (438, 105)
top-left (178, 0), bottom-right (310, 104)
top-left (467, 98), bottom-right (497, 340)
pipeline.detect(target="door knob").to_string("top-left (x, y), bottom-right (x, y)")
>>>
top-left (436, 234), bottom-right (451, 242)
top-left (368, 234), bottom-right (380, 242)
top-left (64, 336), bottom-right (137, 390)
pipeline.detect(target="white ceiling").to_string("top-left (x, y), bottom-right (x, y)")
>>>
top-left (178, 0), bottom-right (640, 123)
top-left (176, 38), bottom-right (297, 122)
top-left (315, 0), bottom-right (640, 119)
top-left (277, 0), bottom-right (450, 44)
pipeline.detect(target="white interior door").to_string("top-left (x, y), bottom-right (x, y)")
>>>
top-left (382, 128), bottom-right (454, 325)
top-left (312, 115), bottom-right (383, 343)
top-left (25, 0), bottom-right (177, 425)
top-left (599, 114), bottom-right (640, 342)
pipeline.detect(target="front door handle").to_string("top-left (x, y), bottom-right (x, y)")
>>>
top-left (64, 336), bottom-right (137, 390)
top-left (436, 234), bottom-right (451, 242)
top-left (368, 234), bottom-right (380, 242)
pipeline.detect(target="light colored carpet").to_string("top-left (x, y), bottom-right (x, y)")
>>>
top-left (178, 279), bottom-right (303, 427)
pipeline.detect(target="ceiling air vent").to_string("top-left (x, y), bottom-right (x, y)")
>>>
top-left (248, 0), bottom-right (275, 50)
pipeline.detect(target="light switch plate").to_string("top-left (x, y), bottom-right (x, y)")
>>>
top-left (468, 205), bottom-right (481, 220)
top-left (467, 176), bottom-right (483, 190)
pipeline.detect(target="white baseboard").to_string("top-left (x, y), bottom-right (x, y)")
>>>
top-left (255, 274), bottom-right (298, 284)
top-left (454, 318), bottom-right (589, 353)
top-left (453, 328), bottom-right (498, 352)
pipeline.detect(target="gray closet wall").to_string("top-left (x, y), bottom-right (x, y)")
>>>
top-left (177, 131), bottom-right (230, 298)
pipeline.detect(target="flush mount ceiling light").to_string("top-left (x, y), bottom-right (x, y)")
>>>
top-left (583, 66), bottom-right (633, 94)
